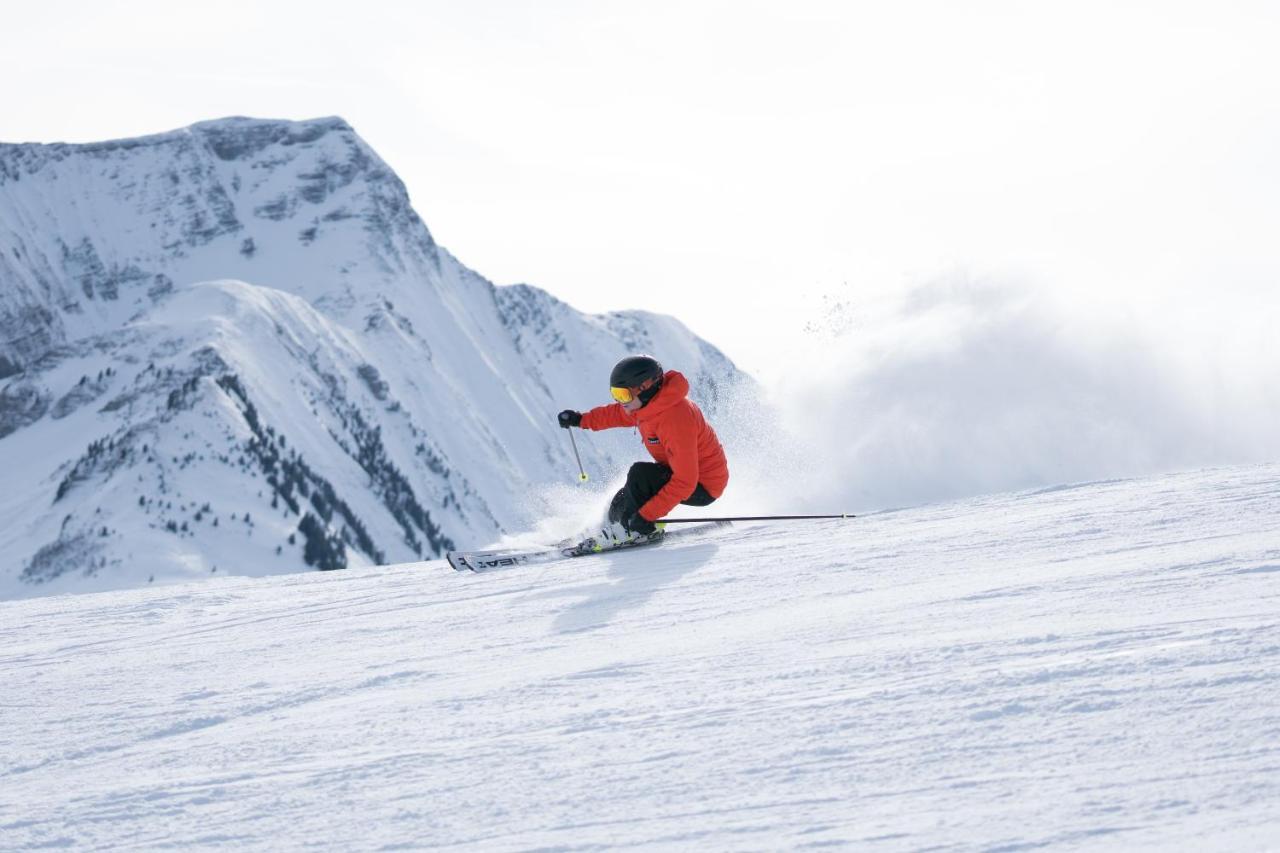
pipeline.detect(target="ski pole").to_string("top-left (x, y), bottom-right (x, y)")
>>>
top-left (566, 428), bottom-right (589, 482)
top-left (655, 513), bottom-right (855, 523)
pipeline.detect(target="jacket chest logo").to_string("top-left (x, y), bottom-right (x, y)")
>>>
top-left (646, 435), bottom-right (660, 444)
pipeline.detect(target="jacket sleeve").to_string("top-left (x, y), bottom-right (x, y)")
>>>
top-left (638, 409), bottom-right (700, 521)
top-left (580, 403), bottom-right (633, 431)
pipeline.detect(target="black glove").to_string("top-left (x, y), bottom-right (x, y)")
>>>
top-left (557, 410), bottom-right (582, 429)
top-left (624, 511), bottom-right (657, 536)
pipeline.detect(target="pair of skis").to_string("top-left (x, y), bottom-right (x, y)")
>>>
top-left (446, 521), bottom-right (731, 573)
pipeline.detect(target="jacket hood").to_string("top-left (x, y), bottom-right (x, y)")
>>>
top-left (636, 370), bottom-right (689, 421)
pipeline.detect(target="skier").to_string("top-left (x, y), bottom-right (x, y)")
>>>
top-left (558, 354), bottom-right (730, 543)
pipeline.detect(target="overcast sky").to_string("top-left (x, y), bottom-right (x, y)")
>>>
top-left (4, 1), bottom-right (1279, 381)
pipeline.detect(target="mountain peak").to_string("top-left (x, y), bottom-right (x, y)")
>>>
top-left (189, 115), bottom-right (352, 133)
top-left (185, 115), bottom-right (357, 161)
top-left (0, 117), bottom-right (751, 596)
top-left (1, 116), bottom-right (358, 159)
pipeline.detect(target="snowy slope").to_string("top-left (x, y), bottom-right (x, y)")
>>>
top-left (0, 118), bottom-right (749, 597)
top-left (2, 462), bottom-right (1277, 850)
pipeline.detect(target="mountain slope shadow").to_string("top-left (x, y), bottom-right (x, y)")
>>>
top-left (548, 542), bottom-right (719, 634)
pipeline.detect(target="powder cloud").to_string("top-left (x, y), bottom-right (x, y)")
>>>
top-left (731, 276), bottom-right (1280, 514)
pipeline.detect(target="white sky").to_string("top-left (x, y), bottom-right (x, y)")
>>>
top-left (4, 1), bottom-right (1280, 381)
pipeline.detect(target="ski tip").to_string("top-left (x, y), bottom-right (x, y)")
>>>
top-left (445, 552), bottom-right (474, 572)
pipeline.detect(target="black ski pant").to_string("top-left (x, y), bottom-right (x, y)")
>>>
top-left (608, 461), bottom-right (717, 523)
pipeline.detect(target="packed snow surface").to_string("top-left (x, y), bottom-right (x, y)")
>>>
top-left (3, 462), bottom-right (1278, 849)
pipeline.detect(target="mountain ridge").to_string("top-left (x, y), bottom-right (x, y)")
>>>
top-left (0, 116), bottom-right (751, 597)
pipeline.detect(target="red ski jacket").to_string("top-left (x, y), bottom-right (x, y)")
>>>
top-left (580, 370), bottom-right (729, 521)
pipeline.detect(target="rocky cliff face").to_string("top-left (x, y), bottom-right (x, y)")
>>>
top-left (0, 117), bottom-right (748, 597)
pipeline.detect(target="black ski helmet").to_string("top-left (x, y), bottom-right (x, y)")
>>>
top-left (610, 354), bottom-right (664, 405)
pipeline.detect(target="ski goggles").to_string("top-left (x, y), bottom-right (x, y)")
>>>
top-left (611, 377), bottom-right (658, 404)
top-left (609, 376), bottom-right (660, 402)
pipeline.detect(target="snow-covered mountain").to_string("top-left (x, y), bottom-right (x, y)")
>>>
top-left (0, 117), bottom-right (748, 598)
top-left (2, 462), bottom-right (1277, 848)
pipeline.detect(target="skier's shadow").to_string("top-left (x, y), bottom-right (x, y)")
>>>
top-left (543, 542), bottom-right (719, 635)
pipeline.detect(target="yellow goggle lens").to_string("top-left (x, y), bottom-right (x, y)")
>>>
top-left (610, 386), bottom-right (634, 403)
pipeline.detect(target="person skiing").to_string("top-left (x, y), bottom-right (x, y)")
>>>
top-left (558, 354), bottom-right (730, 543)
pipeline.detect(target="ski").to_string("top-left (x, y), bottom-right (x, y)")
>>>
top-left (447, 521), bottom-right (731, 573)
